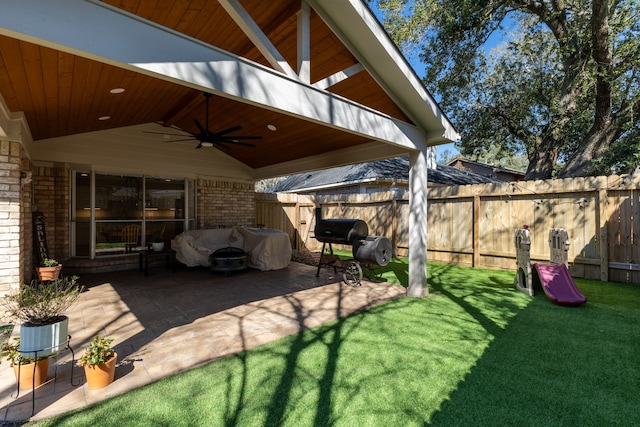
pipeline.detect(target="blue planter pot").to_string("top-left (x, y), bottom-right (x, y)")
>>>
top-left (19, 316), bottom-right (69, 358)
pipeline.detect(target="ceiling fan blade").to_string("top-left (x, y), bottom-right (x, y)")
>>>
top-left (149, 92), bottom-right (258, 150)
top-left (193, 118), bottom-right (208, 136)
top-left (212, 125), bottom-right (243, 137)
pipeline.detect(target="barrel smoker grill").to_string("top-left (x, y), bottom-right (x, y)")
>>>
top-left (314, 208), bottom-right (392, 286)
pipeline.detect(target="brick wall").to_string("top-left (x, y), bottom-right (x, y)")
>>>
top-left (0, 141), bottom-right (24, 301)
top-left (0, 171), bottom-right (257, 286)
top-left (197, 179), bottom-right (255, 228)
top-left (21, 157), bottom-right (33, 286)
top-left (33, 165), bottom-right (70, 265)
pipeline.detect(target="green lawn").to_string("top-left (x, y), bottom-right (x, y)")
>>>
top-left (36, 259), bottom-right (640, 426)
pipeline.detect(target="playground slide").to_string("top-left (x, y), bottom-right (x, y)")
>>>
top-left (533, 263), bottom-right (587, 306)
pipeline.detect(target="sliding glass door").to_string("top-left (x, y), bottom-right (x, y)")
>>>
top-left (72, 172), bottom-right (195, 258)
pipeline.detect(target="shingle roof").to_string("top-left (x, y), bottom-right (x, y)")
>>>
top-left (264, 156), bottom-right (495, 193)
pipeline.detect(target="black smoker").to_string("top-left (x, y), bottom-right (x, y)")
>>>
top-left (314, 207), bottom-right (392, 277)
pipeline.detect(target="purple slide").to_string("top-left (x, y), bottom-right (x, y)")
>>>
top-left (533, 263), bottom-right (587, 306)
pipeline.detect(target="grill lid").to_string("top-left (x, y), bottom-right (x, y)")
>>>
top-left (314, 219), bottom-right (368, 244)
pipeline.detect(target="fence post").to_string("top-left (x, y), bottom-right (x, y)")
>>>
top-left (392, 196), bottom-right (398, 257)
top-left (598, 177), bottom-right (609, 282)
top-left (473, 194), bottom-right (480, 268)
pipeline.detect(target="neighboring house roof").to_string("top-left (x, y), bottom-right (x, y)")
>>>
top-left (447, 157), bottom-right (526, 182)
top-left (264, 157), bottom-right (495, 193)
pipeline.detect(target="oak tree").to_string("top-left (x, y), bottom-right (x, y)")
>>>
top-left (372, 0), bottom-right (640, 178)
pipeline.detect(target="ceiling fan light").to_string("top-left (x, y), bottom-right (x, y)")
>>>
top-left (201, 142), bottom-right (214, 147)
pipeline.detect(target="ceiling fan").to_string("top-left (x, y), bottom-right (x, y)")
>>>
top-left (146, 92), bottom-right (262, 149)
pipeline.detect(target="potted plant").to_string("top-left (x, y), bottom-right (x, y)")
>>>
top-left (1, 337), bottom-right (49, 390)
top-left (3, 276), bottom-right (83, 357)
top-left (78, 335), bottom-right (117, 389)
top-left (149, 234), bottom-right (164, 252)
top-left (36, 258), bottom-right (62, 281)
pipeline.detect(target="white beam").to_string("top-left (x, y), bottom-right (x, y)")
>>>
top-left (218, 0), bottom-right (298, 79)
top-left (0, 0), bottom-right (427, 151)
top-left (0, 92), bottom-right (33, 154)
top-left (297, 1), bottom-right (311, 84)
top-left (407, 150), bottom-right (429, 297)
top-left (313, 63), bottom-right (364, 90)
top-left (308, 0), bottom-right (460, 144)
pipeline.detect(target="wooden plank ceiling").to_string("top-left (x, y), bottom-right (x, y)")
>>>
top-left (0, 0), bottom-right (413, 169)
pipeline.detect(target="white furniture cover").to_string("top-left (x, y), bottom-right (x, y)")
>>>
top-left (237, 227), bottom-right (292, 271)
top-left (171, 227), bottom-right (291, 271)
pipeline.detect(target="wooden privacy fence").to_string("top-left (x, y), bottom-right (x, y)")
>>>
top-left (255, 173), bottom-right (640, 284)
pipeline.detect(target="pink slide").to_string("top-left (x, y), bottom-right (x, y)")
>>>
top-left (533, 263), bottom-right (587, 306)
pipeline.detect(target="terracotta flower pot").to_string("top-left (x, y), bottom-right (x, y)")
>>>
top-left (36, 265), bottom-right (62, 281)
top-left (84, 352), bottom-right (117, 389)
top-left (13, 358), bottom-right (49, 390)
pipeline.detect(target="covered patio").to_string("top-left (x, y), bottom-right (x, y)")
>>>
top-left (0, 262), bottom-right (405, 422)
top-left (0, 0), bottom-right (458, 300)
top-left (0, 1), bottom-right (457, 420)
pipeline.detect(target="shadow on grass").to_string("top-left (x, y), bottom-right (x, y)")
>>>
top-left (34, 262), bottom-right (640, 427)
top-left (427, 276), bottom-right (640, 426)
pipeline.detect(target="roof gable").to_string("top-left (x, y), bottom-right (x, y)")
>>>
top-left (0, 1), bottom-right (458, 180)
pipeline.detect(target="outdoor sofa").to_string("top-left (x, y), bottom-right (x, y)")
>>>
top-left (171, 227), bottom-right (292, 271)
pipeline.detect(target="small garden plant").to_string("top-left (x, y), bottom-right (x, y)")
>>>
top-left (40, 258), bottom-right (59, 267)
top-left (1, 337), bottom-right (48, 366)
top-left (3, 276), bottom-right (83, 325)
top-left (78, 336), bottom-right (115, 366)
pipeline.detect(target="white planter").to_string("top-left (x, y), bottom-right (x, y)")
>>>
top-left (151, 242), bottom-right (164, 252)
top-left (20, 316), bottom-right (69, 358)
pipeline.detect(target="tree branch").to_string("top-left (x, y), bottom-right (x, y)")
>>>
top-left (488, 106), bottom-right (534, 143)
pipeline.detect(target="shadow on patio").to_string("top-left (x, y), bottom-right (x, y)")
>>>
top-left (0, 261), bottom-right (405, 422)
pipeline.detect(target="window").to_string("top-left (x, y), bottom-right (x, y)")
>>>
top-left (71, 172), bottom-right (195, 258)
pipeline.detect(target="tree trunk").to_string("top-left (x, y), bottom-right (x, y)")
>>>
top-left (559, 0), bottom-right (614, 178)
top-left (559, 122), bottom-right (618, 177)
top-left (524, 134), bottom-right (559, 180)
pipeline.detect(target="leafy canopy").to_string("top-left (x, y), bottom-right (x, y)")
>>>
top-left (371, 0), bottom-right (640, 178)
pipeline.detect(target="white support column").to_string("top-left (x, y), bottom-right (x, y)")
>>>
top-left (407, 150), bottom-right (428, 297)
top-left (297, 1), bottom-right (311, 84)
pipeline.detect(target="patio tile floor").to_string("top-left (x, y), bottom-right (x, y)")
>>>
top-left (0, 261), bottom-right (406, 423)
